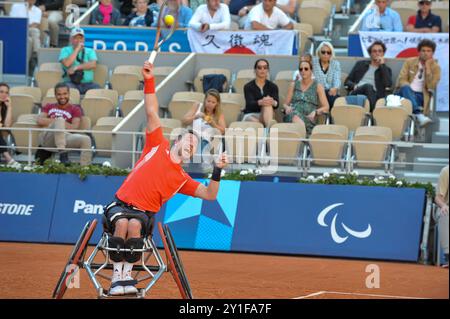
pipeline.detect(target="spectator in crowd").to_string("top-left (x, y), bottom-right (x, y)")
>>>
top-left (344, 41), bottom-right (392, 111)
top-left (223, 0), bottom-right (258, 29)
top-left (36, 0), bottom-right (63, 47)
top-left (151, 0), bottom-right (192, 28)
top-left (276, 0), bottom-right (296, 18)
top-left (397, 39), bottom-right (441, 127)
top-left (406, 0), bottom-right (442, 33)
top-left (90, 0), bottom-right (121, 25)
top-left (283, 60), bottom-right (329, 135)
top-left (245, 0), bottom-right (293, 30)
top-left (435, 165), bottom-right (449, 268)
top-left (37, 82), bottom-right (92, 165)
top-left (118, 0), bottom-right (135, 16)
top-left (123, 0), bottom-right (154, 26)
top-left (312, 41), bottom-right (341, 109)
top-left (293, 53), bottom-right (313, 81)
top-left (9, 0), bottom-right (42, 61)
top-left (189, 0), bottom-right (231, 32)
top-left (59, 27), bottom-right (101, 94)
top-left (0, 83), bottom-right (21, 169)
top-left (182, 89), bottom-right (226, 161)
top-left (188, 0), bottom-right (206, 12)
top-left (360, 0), bottom-right (403, 32)
top-left (243, 59), bottom-right (279, 128)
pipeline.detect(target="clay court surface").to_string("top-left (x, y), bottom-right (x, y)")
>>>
top-left (0, 242), bottom-right (448, 299)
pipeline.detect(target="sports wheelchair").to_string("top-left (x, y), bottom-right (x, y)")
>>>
top-left (52, 217), bottom-right (193, 299)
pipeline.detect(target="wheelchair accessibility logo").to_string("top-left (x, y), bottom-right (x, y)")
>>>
top-left (317, 203), bottom-right (372, 244)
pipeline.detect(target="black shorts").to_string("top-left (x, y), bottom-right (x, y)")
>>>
top-left (103, 201), bottom-right (155, 237)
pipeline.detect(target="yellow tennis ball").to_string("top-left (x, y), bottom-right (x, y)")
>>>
top-left (164, 14), bottom-right (175, 26)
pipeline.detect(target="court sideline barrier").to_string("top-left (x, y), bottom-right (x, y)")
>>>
top-left (0, 172), bottom-right (427, 262)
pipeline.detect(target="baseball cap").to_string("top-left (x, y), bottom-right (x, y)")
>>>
top-left (70, 27), bottom-right (85, 38)
top-left (418, 0), bottom-right (431, 4)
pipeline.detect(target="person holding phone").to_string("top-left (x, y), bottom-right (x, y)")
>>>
top-left (59, 27), bottom-right (101, 95)
top-left (0, 83), bottom-right (21, 169)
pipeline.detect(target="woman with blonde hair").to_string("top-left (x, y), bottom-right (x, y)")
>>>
top-left (313, 41), bottom-right (341, 109)
top-left (182, 89), bottom-right (226, 160)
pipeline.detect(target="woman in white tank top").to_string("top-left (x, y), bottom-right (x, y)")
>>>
top-left (182, 89), bottom-right (226, 162)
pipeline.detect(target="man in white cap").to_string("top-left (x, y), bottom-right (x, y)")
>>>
top-left (58, 27), bottom-right (101, 94)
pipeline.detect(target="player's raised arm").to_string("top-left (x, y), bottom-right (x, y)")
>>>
top-left (194, 152), bottom-right (229, 200)
top-left (142, 61), bottom-right (161, 133)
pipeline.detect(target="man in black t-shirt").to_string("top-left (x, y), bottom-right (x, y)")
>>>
top-left (223, 0), bottom-right (258, 29)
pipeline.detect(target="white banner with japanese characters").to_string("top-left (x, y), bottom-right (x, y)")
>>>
top-left (359, 31), bottom-right (449, 112)
top-left (187, 29), bottom-right (297, 55)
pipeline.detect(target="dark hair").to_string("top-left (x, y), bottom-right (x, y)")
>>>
top-left (418, 39), bottom-right (436, 52)
top-left (0, 82), bottom-right (10, 91)
top-left (299, 60), bottom-right (313, 71)
top-left (254, 58), bottom-right (270, 70)
top-left (368, 40), bottom-right (387, 54)
top-left (54, 82), bottom-right (70, 94)
top-left (177, 129), bottom-right (200, 143)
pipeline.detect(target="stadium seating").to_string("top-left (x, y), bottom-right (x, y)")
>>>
top-left (82, 89), bottom-right (118, 125)
top-left (92, 117), bottom-right (123, 157)
top-left (233, 69), bottom-right (256, 95)
top-left (160, 118), bottom-right (183, 140)
top-left (307, 124), bottom-right (349, 168)
top-left (225, 121), bottom-right (264, 164)
top-left (168, 91), bottom-right (204, 122)
top-left (10, 86), bottom-right (42, 104)
top-left (120, 90), bottom-right (144, 117)
top-left (220, 93), bottom-right (245, 125)
top-left (351, 126), bottom-right (393, 170)
top-left (10, 94), bottom-right (35, 123)
top-left (193, 68), bottom-right (231, 92)
top-left (154, 66), bottom-right (176, 86)
top-left (293, 23), bottom-right (313, 53)
top-left (331, 104), bottom-right (369, 132)
top-left (94, 64), bottom-right (109, 88)
top-left (110, 65), bottom-right (142, 96)
top-left (35, 63), bottom-right (63, 97)
top-left (11, 114), bottom-right (40, 154)
top-left (299, 0), bottom-right (332, 34)
top-left (269, 122), bottom-right (306, 165)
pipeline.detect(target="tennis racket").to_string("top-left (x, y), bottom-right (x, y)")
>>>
top-left (148, 1), bottom-right (179, 64)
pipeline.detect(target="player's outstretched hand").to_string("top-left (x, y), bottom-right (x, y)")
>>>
top-left (215, 152), bottom-right (229, 169)
top-left (142, 61), bottom-right (154, 80)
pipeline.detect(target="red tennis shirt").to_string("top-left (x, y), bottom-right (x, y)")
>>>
top-left (116, 126), bottom-right (201, 212)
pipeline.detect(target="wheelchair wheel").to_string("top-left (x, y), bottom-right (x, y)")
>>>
top-left (158, 222), bottom-right (193, 299)
top-left (52, 219), bottom-right (98, 299)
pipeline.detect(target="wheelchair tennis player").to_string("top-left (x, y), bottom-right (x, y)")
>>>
top-left (104, 61), bottom-right (229, 295)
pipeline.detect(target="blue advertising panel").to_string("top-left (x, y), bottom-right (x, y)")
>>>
top-left (232, 183), bottom-right (425, 262)
top-left (0, 17), bottom-right (28, 75)
top-left (0, 173), bottom-right (58, 242)
top-left (0, 172), bottom-right (427, 262)
top-left (82, 26), bottom-right (191, 53)
top-left (48, 174), bottom-right (126, 244)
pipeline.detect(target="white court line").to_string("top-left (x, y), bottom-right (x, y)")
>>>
top-left (294, 291), bottom-right (431, 299)
top-left (294, 291), bottom-right (327, 299)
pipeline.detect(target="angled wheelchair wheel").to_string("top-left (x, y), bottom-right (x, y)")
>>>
top-left (158, 222), bottom-right (193, 299)
top-left (52, 219), bottom-right (98, 299)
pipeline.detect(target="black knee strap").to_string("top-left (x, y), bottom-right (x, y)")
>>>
top-left (124, 238), bottom-right (144, 263)
top-left (108, 236), bottom-right (125, 262)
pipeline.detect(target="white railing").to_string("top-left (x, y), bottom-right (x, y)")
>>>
top-left (349, 0), bottom-right (375, 33)
top-left (1, 126), bottom-right (448, 173)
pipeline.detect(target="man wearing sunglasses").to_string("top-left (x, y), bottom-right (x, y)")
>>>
top-left (406, 0), bottom-right (442, 33)
top-left (397, 39), bottom-right (441, 127)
